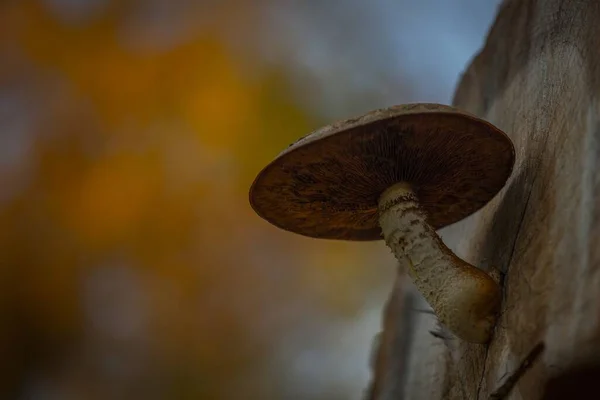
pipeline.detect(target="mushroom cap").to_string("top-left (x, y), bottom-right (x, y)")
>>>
top-left (249, 103), bottom-right (515, 241)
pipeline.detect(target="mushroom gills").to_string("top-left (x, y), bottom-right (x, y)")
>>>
top-left (378, 182), bottom-right (501, 343)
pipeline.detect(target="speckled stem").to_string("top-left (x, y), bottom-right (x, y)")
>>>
top-left (378, 182), bottom-right (501, 343)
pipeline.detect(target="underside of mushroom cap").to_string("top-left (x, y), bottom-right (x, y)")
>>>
top-left (249, 103), bottom-right (515, 241)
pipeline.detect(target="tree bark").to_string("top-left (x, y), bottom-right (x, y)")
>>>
top-left (367, 0), bottom-right (600, 398)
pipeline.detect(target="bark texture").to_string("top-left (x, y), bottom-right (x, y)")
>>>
top-left (368, 0), bottom-right (600, 398)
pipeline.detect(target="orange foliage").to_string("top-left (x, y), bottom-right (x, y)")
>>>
top-left (0, 1), bottom-right (384, 398)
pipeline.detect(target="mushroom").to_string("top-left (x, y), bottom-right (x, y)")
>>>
top-left (248, 103), bottom-right (515, 343)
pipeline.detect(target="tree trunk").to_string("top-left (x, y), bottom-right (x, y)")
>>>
top-left (367, 0), bottom-right (600, 398)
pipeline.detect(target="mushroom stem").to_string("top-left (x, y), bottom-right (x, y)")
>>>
top-left (378, 182), bottom-right (501, 343)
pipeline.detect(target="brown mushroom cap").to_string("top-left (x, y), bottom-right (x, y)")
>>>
top-left (249, 103), bottom-right (515, 241)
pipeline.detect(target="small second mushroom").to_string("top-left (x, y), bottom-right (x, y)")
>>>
top-left (249, 103), bottom-right (515, 344)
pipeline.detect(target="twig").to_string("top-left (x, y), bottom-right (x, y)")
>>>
top-left (409, 307), bottom-right (435, 315)
top-left (429, 330), bottom-right (453, 340)
top-left (488, 341), bottom-right (545, 399)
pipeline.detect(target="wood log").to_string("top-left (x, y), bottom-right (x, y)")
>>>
top-left (367, 0), bottom-right (600, 398)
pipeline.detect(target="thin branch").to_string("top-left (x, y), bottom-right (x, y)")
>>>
top-left (488, 342), bottom-right (545, 400)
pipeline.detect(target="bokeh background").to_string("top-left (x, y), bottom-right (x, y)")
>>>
top-left (1, 1), bottom-right (501, 399)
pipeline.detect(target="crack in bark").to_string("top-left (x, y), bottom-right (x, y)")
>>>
top-left (475, 173), bottom-right (535, 399)
top-left (476, 149), bottom-right (546, 399)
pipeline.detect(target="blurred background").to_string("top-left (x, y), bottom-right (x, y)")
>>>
top-left (0, 0), bottom-right (501, 398)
